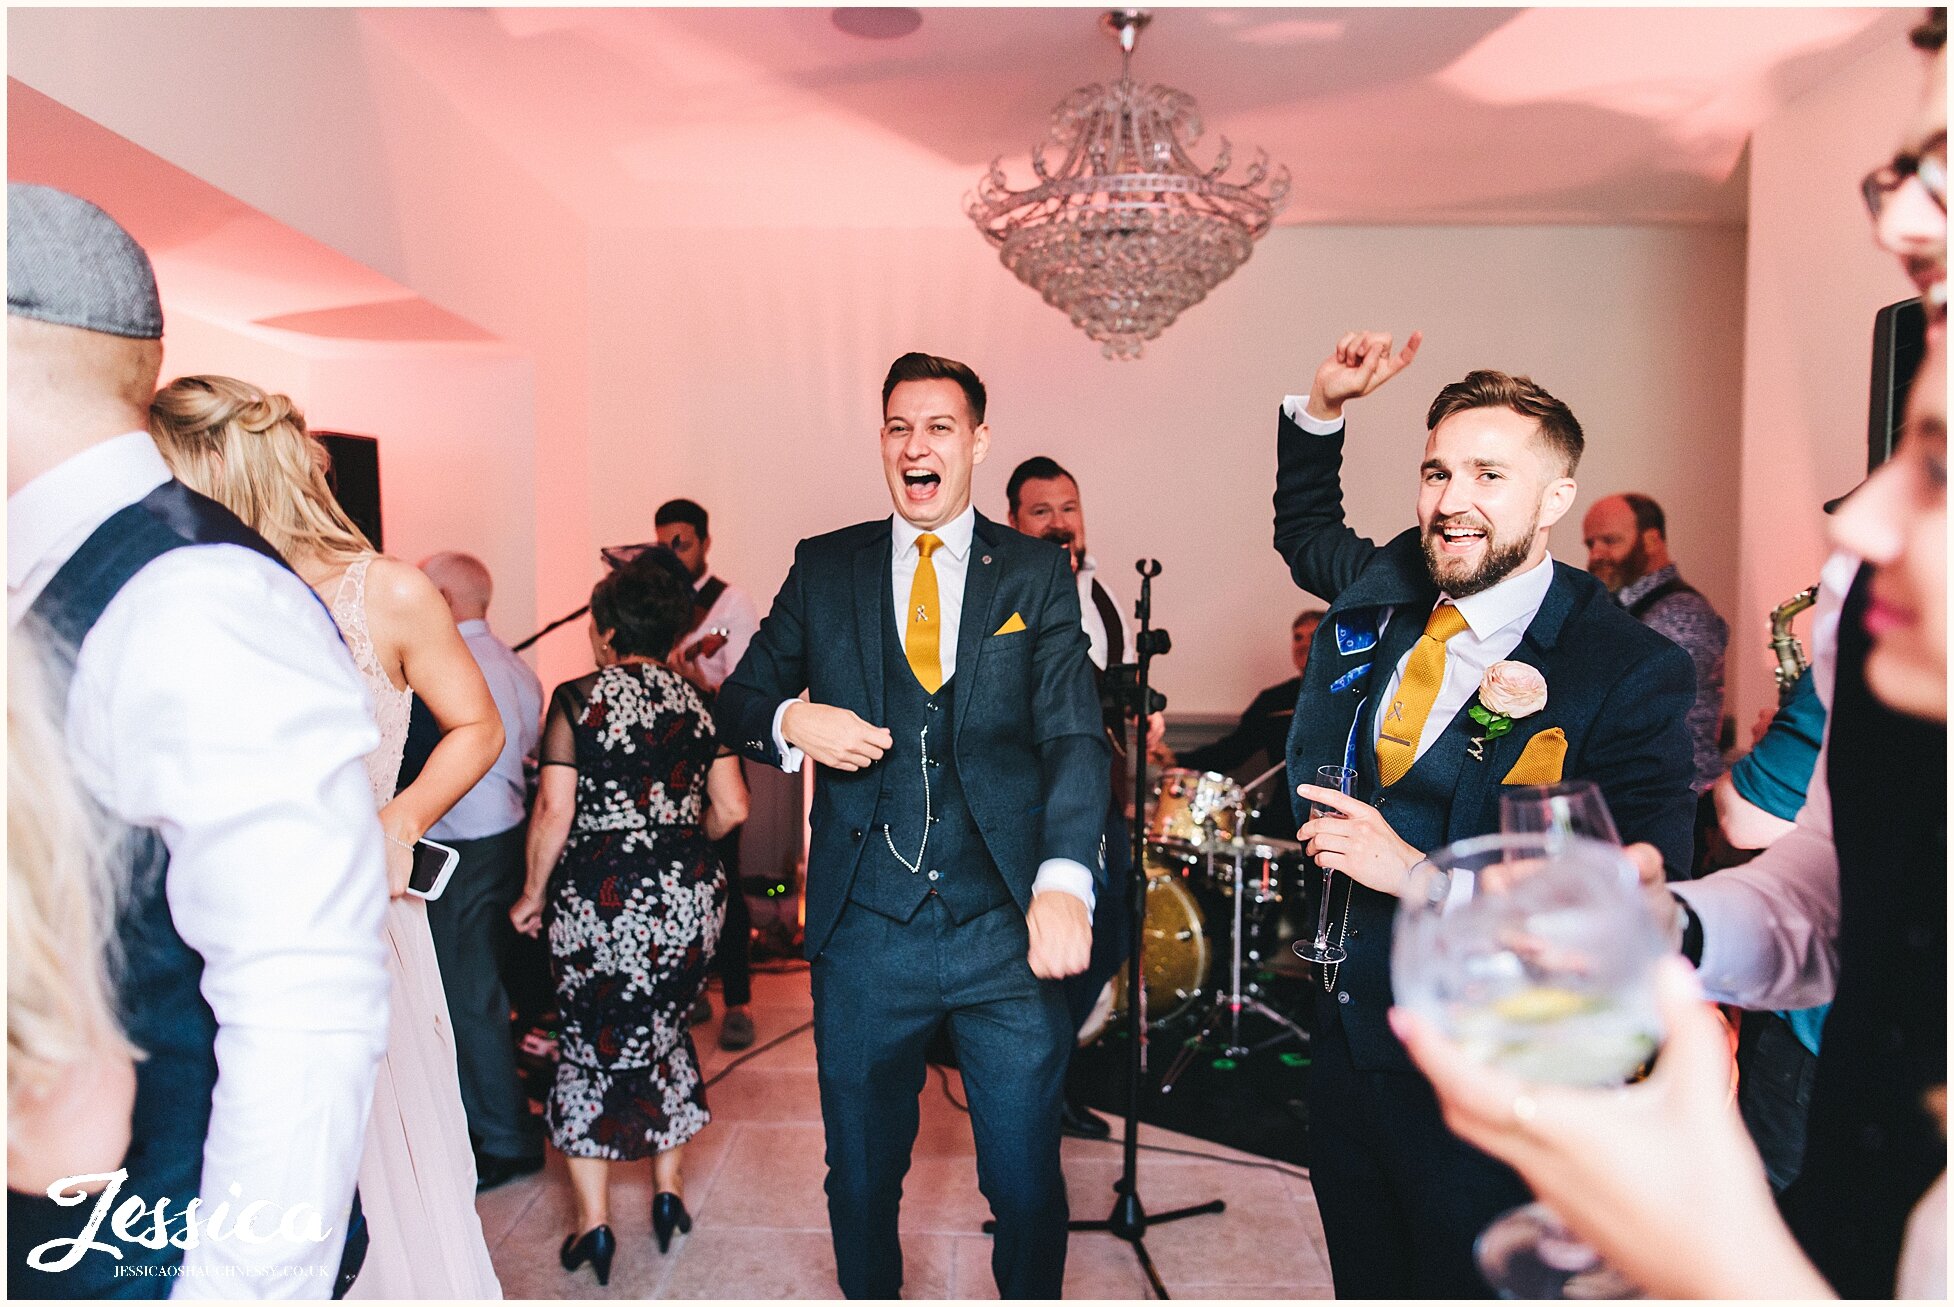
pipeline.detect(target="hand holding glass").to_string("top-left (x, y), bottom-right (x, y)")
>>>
top-left (1294, 764), bottom-right (1359, 966)
top-left (1392, 832), bottom-right (1665, 1296)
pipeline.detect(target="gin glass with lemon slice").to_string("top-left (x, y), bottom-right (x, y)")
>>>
top-left (1391, 832), bottom-right (1667, 1297)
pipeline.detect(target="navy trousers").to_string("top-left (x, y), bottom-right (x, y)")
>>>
top-left (1308, 1016), bottom-right (1531, 1299)
top-left (812, 895), bottom-right (1071, 1299)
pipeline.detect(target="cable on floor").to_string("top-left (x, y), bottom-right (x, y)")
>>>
top-left (702, 1018), bottom-right (814, 1089)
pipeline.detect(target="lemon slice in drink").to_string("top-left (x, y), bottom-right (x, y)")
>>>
top-left (1491, 986), bottom-right (1591, 1023)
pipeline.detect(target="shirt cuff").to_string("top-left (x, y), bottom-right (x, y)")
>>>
top-left (770, 699), bottom-right (806, 774)
top-left (1032, 858), bottom-right (1096, 921)
top-left (1281, 396), bottom-right (1346, 435)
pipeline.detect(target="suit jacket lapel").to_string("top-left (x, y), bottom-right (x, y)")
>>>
top-left (954, 514), bottom-right (1003, 742)
top-left (1445, 562), bottom-right (1580, 841)
top-left (853, 527), bottom-right (891, 727)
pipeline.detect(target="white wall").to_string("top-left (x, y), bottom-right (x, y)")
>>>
top-left (1734, 34), bottom-right (1930, 729)
top-left (587, 221), bottom-right (1747, 714)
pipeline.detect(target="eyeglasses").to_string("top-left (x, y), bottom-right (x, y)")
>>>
top-left (1862, 132), bottom-right (1948, 220)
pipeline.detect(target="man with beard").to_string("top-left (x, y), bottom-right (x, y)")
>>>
top-left (1272, 330), bottom-right (1698, 1297)
top-left (1582, 492), bottom-right (1728, 795)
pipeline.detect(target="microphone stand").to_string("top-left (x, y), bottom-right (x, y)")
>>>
top-left (1069, 558), bottom-right (1224, 1296)
top-left (511, 603), bottom-right (589, 654)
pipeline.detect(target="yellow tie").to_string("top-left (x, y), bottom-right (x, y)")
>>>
top-left (1377, 602), bottom-right (1469, 787)
top-left (905, 533), bottom-right (944, 693)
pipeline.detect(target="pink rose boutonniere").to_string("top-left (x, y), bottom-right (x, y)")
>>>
top-left (1468, 661), bottom-right (1547, 759)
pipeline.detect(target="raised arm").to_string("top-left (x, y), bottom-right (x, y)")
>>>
top-left (1274, 331), bottom-right (1422, 600)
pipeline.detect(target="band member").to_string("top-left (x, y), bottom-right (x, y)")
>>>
top-left (655, 497), bottom-right (764, 1051)
top-left (1275, 330), bottom-right (1697, 1297)
top-left (717, 353), bottom-right (1109, 1299)
top-left (1175, 609), bottom-right (1326, 835)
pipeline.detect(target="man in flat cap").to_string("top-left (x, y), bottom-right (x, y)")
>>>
top-left (6, 183), bottom-right (391, 1299)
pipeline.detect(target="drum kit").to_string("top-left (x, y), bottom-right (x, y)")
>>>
top-left (1079, 765), bottom-right (1318, 1085)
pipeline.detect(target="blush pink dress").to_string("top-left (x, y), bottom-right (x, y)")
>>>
top-left (331, 557), bottom-right (502, 1300)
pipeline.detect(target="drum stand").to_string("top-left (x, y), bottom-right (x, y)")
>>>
top-left (1157, 841), bottom-right (1310, 1094)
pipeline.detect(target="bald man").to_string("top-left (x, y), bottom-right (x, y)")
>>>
top-left (1583, 493), bottom-right (1728, 793)
top-left (419, 551), bottom-right (546, 1189)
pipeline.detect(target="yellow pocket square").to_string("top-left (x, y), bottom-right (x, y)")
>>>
top-left (993, 612), bottom-right (1027, 636)
top-left (1501, 727), bottom-right (1568, 786)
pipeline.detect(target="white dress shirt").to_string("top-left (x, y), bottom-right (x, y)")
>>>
top-left (770, 504), bottom-right (1096, 913)
top-left (689, 576), bottom-right (762, 692)
top-left (1075, 553), bottom-right (1130, 672)
top-left (428, 619), bottom-right (543, 842)
top-left (9, 432), bottom-right (390, 1299)
top-left (1286, 396), bottom-right (1557, 764)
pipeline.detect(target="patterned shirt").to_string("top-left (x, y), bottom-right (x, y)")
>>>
top-left (1619, 564), bottom-right (1728, 792)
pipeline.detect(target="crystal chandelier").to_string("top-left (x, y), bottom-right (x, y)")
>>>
top-left (966, 10), bottom-right (1290, 360)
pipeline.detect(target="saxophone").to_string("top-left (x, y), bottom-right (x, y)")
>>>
top-left (1769, 585), bottom-right (1819, 703)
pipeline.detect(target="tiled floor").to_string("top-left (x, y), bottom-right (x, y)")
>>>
top-left (481, 969), bottom-right (1334, 1300)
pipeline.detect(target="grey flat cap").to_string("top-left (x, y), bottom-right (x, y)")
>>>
top-left (8, 183), bottom-right (163, 339)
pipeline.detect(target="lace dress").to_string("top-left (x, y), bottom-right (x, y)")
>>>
top-left (541, 662), bottom-right (726, 1160)
top-left (330, 557), bottom-right (502, 1301)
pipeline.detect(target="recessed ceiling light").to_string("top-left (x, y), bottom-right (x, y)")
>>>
top-left (831, 7), bottom-right (922, 40)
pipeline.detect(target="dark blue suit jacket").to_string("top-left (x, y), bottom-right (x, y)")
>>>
top-left (1275, 407), bottom-right (1698, 1070)
top-left (717, 512), bottom-right (1111, 958)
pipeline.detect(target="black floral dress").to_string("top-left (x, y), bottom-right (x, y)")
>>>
top-left (540, 661), bottom-right (727, 1160)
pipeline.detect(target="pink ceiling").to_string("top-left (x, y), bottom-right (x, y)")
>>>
top-left (7, 80), bottom-right (500, 346)
top-left (361, 6), bottom-right (1913, 227)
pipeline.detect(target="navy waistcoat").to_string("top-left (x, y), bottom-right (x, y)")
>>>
top-left (846, 607), bottom-right (1012, 926)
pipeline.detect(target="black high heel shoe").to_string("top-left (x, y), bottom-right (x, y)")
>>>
top-left (651, 1192), bottom-right (691, 1254)
top-left (560, 1224), bottom-right (615, 1286)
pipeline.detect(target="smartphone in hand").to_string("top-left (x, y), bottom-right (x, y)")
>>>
top-left (406, 838), bottom-right (461, 900)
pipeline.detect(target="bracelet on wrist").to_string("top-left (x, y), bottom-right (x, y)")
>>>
top-left (384, 832), bottom-right (415, 851)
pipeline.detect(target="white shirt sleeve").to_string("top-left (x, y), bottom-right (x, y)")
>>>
top-left (1672, 738), bottom-right (1839, 1011)
top-left (1031, 858), bottom-right (1096, 920)
top-left (699, 587), bottom-right (762, 691)
top-left (1281, 397), bottom-right (1346, 435)
top-left (770, 698), bottom-right (807, 774)
top-left (67, 547), bottom-right (390, 1299)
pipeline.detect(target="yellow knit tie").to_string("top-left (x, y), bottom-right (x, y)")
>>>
top-left (1377, 602), bottom-right (1469, 786)
top-left (905, 533), bottom-right (944, 693)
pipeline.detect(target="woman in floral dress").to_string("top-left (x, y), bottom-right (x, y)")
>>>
top-left (511, 547), bottom-right (748, 1284)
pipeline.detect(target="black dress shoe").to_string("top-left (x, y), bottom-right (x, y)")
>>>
top-left (1060, 1099), bottom-right (1112, 1139)
top-left (475, 1152), bottom-right (544, 1193)
top-left (652, 1192), bottom-right (692, 1254)
top-left (560, 1225), bottom-right (615, 1286)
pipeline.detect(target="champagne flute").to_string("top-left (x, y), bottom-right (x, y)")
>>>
top-left (1293, 764), bottom-right (1359, 965)
top-left (1393, 832), bottom-right (1666, 1298)
top-left (1499, 779), bottom-right (1620, 845)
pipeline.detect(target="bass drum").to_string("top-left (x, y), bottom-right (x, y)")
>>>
top-left (1076, 875), bottom-right (1211, 1044)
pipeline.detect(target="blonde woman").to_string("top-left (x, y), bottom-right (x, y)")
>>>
top-left (8, 622), bottom-right (140, 1197)
top-left (150, 376), bottom-right (505, 1299)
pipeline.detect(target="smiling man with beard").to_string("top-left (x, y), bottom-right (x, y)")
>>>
top-left (1269, 330), bottom-right (1699, 1298)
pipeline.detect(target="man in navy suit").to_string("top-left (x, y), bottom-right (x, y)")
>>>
top-left (717, 353), bottom-right (1109, 1299)
top-left (1274, 331), bottom-right (1697, 1297)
